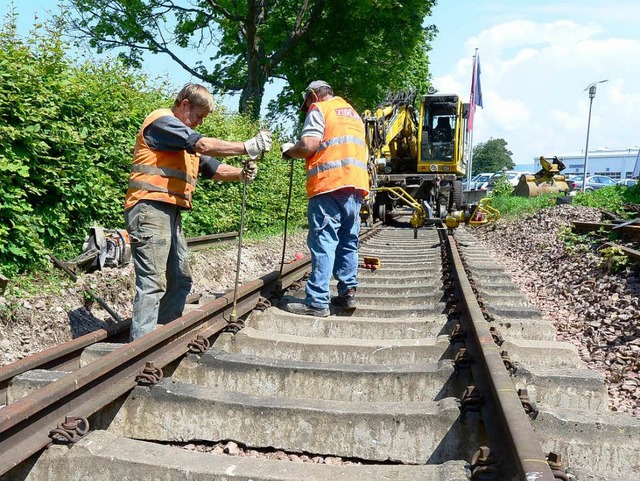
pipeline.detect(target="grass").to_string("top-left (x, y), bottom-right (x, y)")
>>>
top-left (489, 183), bottom-right (640, 220)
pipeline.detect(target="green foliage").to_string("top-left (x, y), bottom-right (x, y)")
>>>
top-left (489, 175), bottom-right (513, 197)
top-left (472, 138), bottom-right (515, 175)
top-left (557, 227), bottom-right (596, 255)
top-left (488, 193), bottom-right (557, 218)
top-left (573, 186), bottom-right (632, 218)
top-left (599, 246), bottom-right (630, 273)
top-left (61, 0), bottom-right (437, 118)
top-left (0, 16), bottom-right (165, 276)
top-left (0, 14), bottom-right (310, 278)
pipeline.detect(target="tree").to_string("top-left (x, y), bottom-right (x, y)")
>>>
top-left (471, 138), bottom-right (514, 175)
top-left (60, 0), bottom-right (436, 119)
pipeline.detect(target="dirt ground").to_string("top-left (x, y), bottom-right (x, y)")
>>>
top-left (0, 231), bottom-right (309, 366)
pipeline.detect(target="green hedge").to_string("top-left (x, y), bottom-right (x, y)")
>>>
top-left (0, 18), bottom-right (307, 277)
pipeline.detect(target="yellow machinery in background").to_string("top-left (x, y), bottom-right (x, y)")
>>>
top-left (363, 90), bottom-right (469, 225)
top-left (373, 186), bottom-right (500, 234)
top-left (513, 156), bottom-right (570, 197)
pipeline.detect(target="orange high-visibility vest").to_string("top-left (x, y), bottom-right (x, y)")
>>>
top-left (124, 109), bottom-right (200, 210)
top-left (305, 97), bottom-right (369, 198)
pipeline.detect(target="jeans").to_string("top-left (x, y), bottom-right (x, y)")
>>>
top-left (305, 188), bottom-right (363, 309)
top-left (124, 200), bottom-right (193, 340)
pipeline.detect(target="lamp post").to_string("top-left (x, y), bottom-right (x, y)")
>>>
top-left (581, 79), bottom-right (608, 192)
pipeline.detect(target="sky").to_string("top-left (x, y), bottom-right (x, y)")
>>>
top-left (2, 0), bottom-right (639, 168)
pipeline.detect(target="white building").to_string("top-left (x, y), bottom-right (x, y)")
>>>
top-left (533, 147), bottom-right (640, 179)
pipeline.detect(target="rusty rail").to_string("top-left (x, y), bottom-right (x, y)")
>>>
top-left (186, 231), bottom-right (239, 250)
top-left (601, 242), bottom-right (640, 262)
top-left (571, 221), bottom-right (640, 239)
top-left (447, 233), bottom-right (556, 481)
top-left (0, 321), bottom-right (129, 406)
top-left (0, 222), bottom-right (383, 476)
top-left (0, 256), bottom-right (312, 475)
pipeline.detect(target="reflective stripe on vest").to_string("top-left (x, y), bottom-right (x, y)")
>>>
top-left (305, 97), bottom-right (369, 198)
top-left (307, 157), bottom-right (368, 179)
top-left (124, 108), bottom-right (200, 210)
top-left (130, 164), bottom-right (197, 186)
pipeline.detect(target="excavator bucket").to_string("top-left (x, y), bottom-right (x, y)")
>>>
top-left (513, 156), bottom-right (570, 197)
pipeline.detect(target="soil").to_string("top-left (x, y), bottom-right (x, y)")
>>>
top-left (0, 231), bottom-right (309, 366)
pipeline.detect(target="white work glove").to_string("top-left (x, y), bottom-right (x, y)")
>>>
top-left (240, 161), bottom-right (258, 183)
top-left (243, 129), bottom-right (272, 160)
top-left (281, 142), bottom-right (295, 160)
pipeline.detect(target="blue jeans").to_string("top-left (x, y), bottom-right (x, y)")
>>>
top-left (305, 188), bottom-right (363, 309)
top-left (124, 200), bottom-right (193, 340)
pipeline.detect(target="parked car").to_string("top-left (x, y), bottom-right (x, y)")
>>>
top-left (471, 172), bottom-right (495, 190)
top-left (617, 178), bottom-right (638, 187)
top-left (488, 171), bottom-right (531, 189)
top-left (571, 175), bottom-right (617, 191)
top-left (565, 175), bottom-right (582, 190)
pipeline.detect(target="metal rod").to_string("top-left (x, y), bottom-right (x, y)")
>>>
top-left (229, 169), bottom-right (249, 322)
top-left (278, 158), bottom-right (295, 289)
top-left (49, 255), bottom-right (123, 324)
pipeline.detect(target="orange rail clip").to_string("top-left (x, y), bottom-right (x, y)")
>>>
top-left (360, 256), bottom-right (381, 270)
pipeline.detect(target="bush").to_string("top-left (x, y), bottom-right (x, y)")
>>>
top-left (573, 185), bottom-right (634, 218)
top-left (0, 15), bottom-right (309, 277)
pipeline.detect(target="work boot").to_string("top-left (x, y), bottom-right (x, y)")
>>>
top-left (331, 288), bottom-right (357, 310)
top-left (283, 301), bottom-right (330, 318)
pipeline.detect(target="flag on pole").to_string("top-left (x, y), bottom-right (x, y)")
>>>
top-left (468, 53), bottom-right (483, 132)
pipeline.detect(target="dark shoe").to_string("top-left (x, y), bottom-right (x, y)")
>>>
top-left (283, 301), bottom-right (330, 317)
top-left (331, 288), bottom-right (357, 310)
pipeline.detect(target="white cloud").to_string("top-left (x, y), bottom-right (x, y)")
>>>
top-left (441, 18), bottom-right (640, 164)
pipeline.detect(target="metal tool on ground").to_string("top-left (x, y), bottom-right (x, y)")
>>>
top-left (49, 254), bottom-right (123, 324)
top-left (360, 256), bottom-right (382, 270)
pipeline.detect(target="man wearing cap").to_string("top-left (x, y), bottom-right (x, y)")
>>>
top-left (281, 80), bottom-right (369, 317)
top-left (125, 83), bottom-right (272, 340)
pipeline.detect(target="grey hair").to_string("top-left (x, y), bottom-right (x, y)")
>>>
top-left (173, 83), bottom-right (214, 112)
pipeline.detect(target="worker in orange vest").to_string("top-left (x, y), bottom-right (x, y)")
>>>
top-left (281, 80), bottom-right (369, 317)
top-left (124, 83), bottom-right (271, 340)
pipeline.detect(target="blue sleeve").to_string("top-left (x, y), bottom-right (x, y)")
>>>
top-left (199, 155), bottom-right (222, 179)
top-left (143, 115), bottom-right (204, 153)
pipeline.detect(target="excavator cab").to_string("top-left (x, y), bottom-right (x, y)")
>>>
top-left (417, 94), bottom-right (468, 177)
top-left (362, 91), bottom-right (470, 224)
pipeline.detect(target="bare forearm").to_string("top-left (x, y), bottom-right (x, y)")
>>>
top-left (195, 137), bottom-right (247, 157)
top-left (285, 136), bottom-right (320, 159)
top-left (212, 164), bottom-right (243, 182)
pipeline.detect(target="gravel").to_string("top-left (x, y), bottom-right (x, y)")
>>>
top-left (469, 204), bottom-right (640, 417)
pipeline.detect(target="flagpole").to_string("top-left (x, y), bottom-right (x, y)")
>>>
top-left (466, 48), bottom-right (478, 188)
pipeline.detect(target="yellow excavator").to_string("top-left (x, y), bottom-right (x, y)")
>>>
top-left (362, 90), bottom-right (496, 229)
top-left (363, 91), bottom-right (467, 223)
top-left (513, 156), bottom-right (570, 197)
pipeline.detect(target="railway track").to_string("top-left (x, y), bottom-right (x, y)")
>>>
top-left (1, 220), bottom-right (639, 481)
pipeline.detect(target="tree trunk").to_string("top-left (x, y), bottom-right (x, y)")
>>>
top-left (240, 0), bottom-right (267, 119)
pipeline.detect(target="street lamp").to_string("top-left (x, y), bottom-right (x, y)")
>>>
top-left (581, 79), bottom-right (608, 192)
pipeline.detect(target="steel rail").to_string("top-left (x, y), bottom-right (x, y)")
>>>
top-left (602, 241), bottom-right (640, 262)
top-left (447, 234), bottom-right (556, 481)
top-left (0, 222), bottom-right (384, 476)
top-left (571, 221), bottom-right (640, 238)
top-left (0, 256), bottom-right (312, 475)
top-left (0, 321), bottom-right (129, 406)
top-left (186, 231), bottom-right (239, 250)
